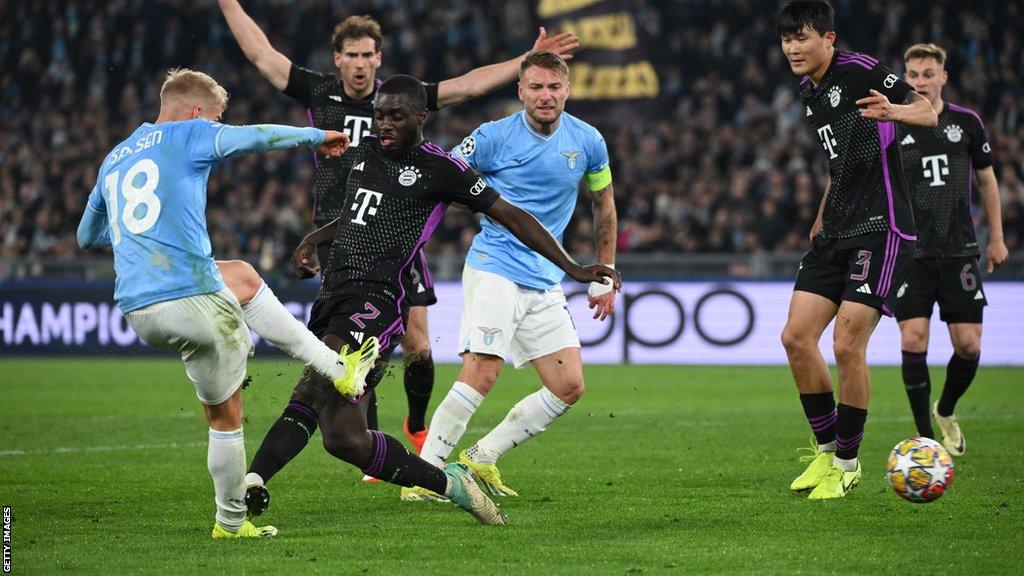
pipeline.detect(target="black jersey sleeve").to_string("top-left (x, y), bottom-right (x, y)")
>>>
top-left (435, 161), bottom-right (500, 213)
top-left (282, 64), bottom-right (327, 107)
top-left (967, 113), bottom-right (994, 169)
top-left (858, 60), bottom-right (914, 105)
top-left (424, 83), bottom-right (439, 111)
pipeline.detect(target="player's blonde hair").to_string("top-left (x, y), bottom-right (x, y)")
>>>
top-left (519, 50), bottom-right (569, 80)
top-left (904, 43), bottom-right (947, 67)
top-left (159, 68), bottom-right (229, 114)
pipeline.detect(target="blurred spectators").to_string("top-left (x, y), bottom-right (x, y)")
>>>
top-left (1, 0), bottom-right (1021, 276)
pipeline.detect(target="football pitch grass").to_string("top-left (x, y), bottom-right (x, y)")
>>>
top-left (2, 359), bottom-right (1022, 575)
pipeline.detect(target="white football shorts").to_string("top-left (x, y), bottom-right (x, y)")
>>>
top-left (126, 289), bottom-right (254, 405)
top-left (457, 264), bottom-right (580, 368)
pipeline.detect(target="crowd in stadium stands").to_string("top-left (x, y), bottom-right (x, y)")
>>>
top-left (2, 0), bottom-right (1022, 276)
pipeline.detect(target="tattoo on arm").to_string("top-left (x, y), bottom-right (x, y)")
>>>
top-left (591, 184), bottom-right (617, 263)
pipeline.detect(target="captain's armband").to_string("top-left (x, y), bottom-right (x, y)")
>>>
top-left (585, 165), bottom-right (612, 193)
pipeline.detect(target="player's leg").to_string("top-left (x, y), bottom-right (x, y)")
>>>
top-left (417, 266), bottom-right (517, 471)
top-left (400, 305), bottom-right (434, 451)
top-left (460, 286), bottom-right (581, 496)
top-left (898, 318), bottom-right (933, 438)
top-left (127, 290), bottom-right (274, 536)
top-left (216, 260), bottom-right (353, 384)
top-left (316, 338), bottom-right (505, 525)
top-left (895, 259), bottom-right (939, 438)
top-left (780, 291), bottom-right (840, 491)
top-left (931, 258), bottom-right (987, 456)
top-left (244, 296), bottom-right (380, 512)
top-left (809, 231), bottom-right (914, 499)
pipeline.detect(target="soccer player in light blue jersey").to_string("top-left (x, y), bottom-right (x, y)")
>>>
top-left (76, 69), bottom-right (378, 538)
top-left (411, 51), bottom-right (619, 499)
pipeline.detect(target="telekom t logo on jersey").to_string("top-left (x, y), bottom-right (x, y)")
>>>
top-left (921, 154), bottom-right (950, 187)
top-left (350, 188), bottom-right (383, 225)
top-left (817, 124), bottom-right (838, 159)
top-left (344, 116), bottom-right (373, 146)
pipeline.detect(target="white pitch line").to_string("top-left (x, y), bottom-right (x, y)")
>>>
top-left (0, 440), bottom-right (206, 457)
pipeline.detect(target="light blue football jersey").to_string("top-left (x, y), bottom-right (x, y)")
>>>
top-left (451, 111), bottom-right (610, 290)
top-left (81, 119), bottom-right (323, 312)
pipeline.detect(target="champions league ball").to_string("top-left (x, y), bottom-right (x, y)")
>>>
top-left (886, 437), bottom-right (955, 503)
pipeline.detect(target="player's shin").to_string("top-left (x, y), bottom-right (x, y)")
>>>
top-left (247, 400), bottom-right (318, 484)
top-left (363, 430), bottom-right (448, 494)
top-left (901, 350), bottom-right (934, 437)
top-left (834, 404), bottom-right (868, 471)
top-left (419, 381), bottom-right (483, 467)
top-left (241, 282), bottom-right (348, 381)
top-left (208, 427), bottom-right (248, 531)
top-left (799, 392), bottom-right (837, 451)
top-left (469, 387), bottom-right (570, 464)
top-left (937, 352), bottom-right (979, 416)
top-left (404, 352), bottom-right (435, 433)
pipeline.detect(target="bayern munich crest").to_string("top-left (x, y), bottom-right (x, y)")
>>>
top-left (398, 166), bottom-right (422, 186)
top-left (828, 86), bottom-right (842, 108)
top-left (944, 124), bottom-right (964, 143)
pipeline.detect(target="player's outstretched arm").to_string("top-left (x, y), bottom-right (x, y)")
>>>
top-left (587, 182), bottom-right (618, 320)
top-left (484, 197), bottom-right (620, 288)
top-left (976, 166), bottom-right (1009, 272)
top-left (436, 27), bottom-right (579, 108)
top-left (217, 125), bottom-right (349, 158)
top-left (857, 90), bottom-right (938, 127)
top-left (291, 219), bottom-right (340, 278)
top-left (218, 0), bottom-right (293, 90)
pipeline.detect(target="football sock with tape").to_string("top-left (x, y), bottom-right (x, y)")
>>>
top-left (248, 401), bottom-right (318, 484)
top-left (901, 350), bottom-right (933, 437)
top-left (937, 353), bottom-right (979, 416)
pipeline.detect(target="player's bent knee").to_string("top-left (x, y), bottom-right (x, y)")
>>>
top-left (219, 259), bottom-right (262, 304)
top-left (459, 353), bottom-right (502, 393)
top-left (322, 430), bottom-right (372, 466)
top-left (781, 325), bottom-right (812, 354)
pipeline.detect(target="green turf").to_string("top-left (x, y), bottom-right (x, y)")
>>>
top-left (1, 359), bottom-right (1022, 575)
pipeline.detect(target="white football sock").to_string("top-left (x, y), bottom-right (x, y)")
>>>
top-left (419, 381), bottom-right (484, 468)
top-left (208, 427), bottom-right (247, 531)
top-left (242, 282), bottom-right (346, 381)
top-left (470, 387), bottom-right (570, 464)
top-left (833, 455), bottom-right (858, 472)
top-left (819, 440), bottom-right (836, 452)
top-left (244, 472), bottom-right (264, 487)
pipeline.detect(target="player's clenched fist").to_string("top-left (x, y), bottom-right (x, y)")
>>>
top-left (291, 240), bottom-right (320, 279)
top-left (316, 130), bottom-right (350, 158)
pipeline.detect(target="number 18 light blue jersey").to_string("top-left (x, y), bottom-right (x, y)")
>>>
top-left (82, 119), bottom-right (324, 312)
top-left (451, 111), bottom-right (610, 290)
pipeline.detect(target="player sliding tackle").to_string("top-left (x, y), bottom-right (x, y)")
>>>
top-left (242, 74), bottom-right (618, 526)
top-left (408, 51), bottom-right (619, 501)
top-left (76, 69), bottom-right (375, 538)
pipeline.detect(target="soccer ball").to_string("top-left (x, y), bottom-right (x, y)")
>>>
top-left (886, 437), bottom-right (955, 503)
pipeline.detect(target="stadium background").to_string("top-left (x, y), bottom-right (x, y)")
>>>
top-left (1, 0), bottom-right (1023, 362)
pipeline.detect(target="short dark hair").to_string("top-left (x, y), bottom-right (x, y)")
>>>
top-left (377, 75), bottom-right (427, 111)
top-left (332, 15), bottom-right (383, 52)
top-left (777, 0), bottom-right (835, 38)
top-left (519, 50), bottom-right (569, 79)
